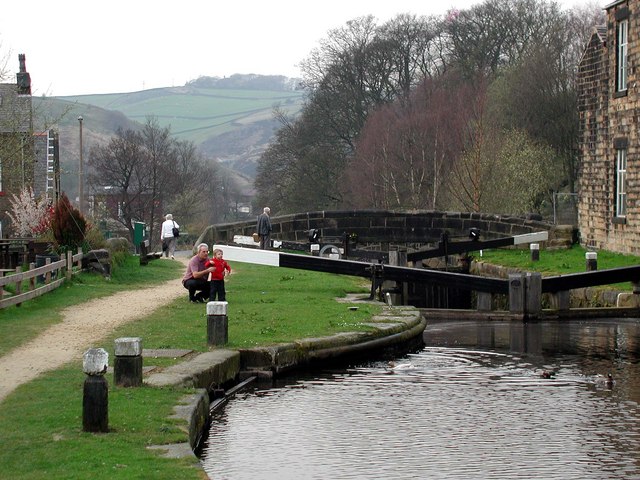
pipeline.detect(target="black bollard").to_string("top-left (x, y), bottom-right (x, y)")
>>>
top-left (530, 243), bottom-right (540, 262)
top-left (586, 252), bottom-right (597, 271)
top-left (114, 337), bottom-right (143, 387)
top-left (82, 348), bottom-right (109, 433)
top-left (207, 301), bottom-right (228, 346)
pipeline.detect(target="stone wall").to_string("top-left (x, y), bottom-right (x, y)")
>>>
top-left (577, 1), bottom-right (640, 255)
top-left (197, 210), bottom-right (562, 251)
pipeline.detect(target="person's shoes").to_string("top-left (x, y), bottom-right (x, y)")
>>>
top-left (195, 293), bottom-right (207, 303)
top-left (171, 255), bottom-right (175, 259)
top-left (190, 298), bottom-right (198, 303)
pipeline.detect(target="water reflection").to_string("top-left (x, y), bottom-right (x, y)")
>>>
top-left (201, 319), bottom-right (640, 479)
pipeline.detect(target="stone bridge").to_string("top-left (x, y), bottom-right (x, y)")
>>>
top-left (197, 210), bottom-right (575, 251)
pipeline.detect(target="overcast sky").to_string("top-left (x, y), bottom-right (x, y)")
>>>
top-left (1, 0), bottom-right (594, 97)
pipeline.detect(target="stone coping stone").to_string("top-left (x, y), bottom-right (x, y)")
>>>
top-left (143, 348), bottom-right (193, 358)
top-left (239, 306), bottom-right (424, 372)
top-left (106, 365), bottom-right (157, 375)
top-left (145, 350), bottom-right (240, 389)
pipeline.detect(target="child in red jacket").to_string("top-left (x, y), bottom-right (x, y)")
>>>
top-left (205, 248), bottom-right (231, 301)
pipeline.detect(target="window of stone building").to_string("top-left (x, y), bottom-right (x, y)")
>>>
top-left (616, 148), bottom-right (627, 217)
top-left (617, 16), bottom-right (628, 93)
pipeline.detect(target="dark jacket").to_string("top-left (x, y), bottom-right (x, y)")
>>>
top-left (257, 213), bottom-right (272, 236)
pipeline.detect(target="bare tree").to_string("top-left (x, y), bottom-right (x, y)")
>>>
top-left (87, 128), bottom-right (147, 241)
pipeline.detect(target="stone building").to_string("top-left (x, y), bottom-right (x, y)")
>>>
top-left (0, 54), bottom-right (60, 236)
top-left (577, 0), bottom-right (640, 254)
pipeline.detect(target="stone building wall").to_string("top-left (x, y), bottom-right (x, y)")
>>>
top-left (578, 0), bottom-right (640, 254)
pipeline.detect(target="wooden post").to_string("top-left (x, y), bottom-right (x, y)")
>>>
top-left (207, 301), bottom-right (228, 346)
top-left (114, 337), bottom-right (143, 387)
top-left (29, 262), bottom-right (36, 290)
top-left (477, 291), bottom-right (492, 311)
top-left (525, 272), bottom-right (542, 318)
top-left (82, 348), bottom-right (109, 433)
top-left (15, 266), bottom-right (22, 307)
top-left (45, 257), bottom-right (52, 284)
top-left (586, 252), bottom-right (597, 271)
top-left (549, 291), bottom-right (570, 310)
top-left (140, 240), bottom-right (149, 266)
top-left (509, 273), bottom-right (525, 314)
top-left (66, 250), bottom-right (73, 280)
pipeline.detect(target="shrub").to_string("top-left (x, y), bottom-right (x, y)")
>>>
top-left (51, 193), bottom-right (87, 254)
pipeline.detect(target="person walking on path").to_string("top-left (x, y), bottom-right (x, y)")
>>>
top-left (257, 207), bottom-right (272, 250)
top-left (205, 248), bottom-right (231, 301)
top-left (160, 214), bottom-right (179, 259)
top-left (182, 243), bottom-right (214, 303)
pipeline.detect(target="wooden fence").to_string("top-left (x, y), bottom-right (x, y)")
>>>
top-left (0, 249), bottom-right (84, 309)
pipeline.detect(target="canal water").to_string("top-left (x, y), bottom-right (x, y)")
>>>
top-left (201, 318), bottom-right (640, 479)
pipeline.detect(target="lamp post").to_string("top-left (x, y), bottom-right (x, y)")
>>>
top-left (78, 116), bottom-right (84, 214)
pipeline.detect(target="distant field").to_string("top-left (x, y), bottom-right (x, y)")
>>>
top-left (60, 87), bottom-right (305, 144)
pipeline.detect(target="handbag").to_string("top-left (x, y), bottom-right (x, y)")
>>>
top-left (172, 221), bottom-right (180, 238)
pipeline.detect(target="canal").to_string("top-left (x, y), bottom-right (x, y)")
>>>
top-left (201, 318), bottom-right (640, 479)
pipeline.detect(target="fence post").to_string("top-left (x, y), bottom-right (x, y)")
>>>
top-left (15, 266), bottom-right (22, 307)
top-left (29, 262), bottom-right (36, 290)
top-left (44, 257), bottom-right (52, 284)
top-left (66, 250), bottom-right (73, 280)
top-left (77, 247), bottom-right (83, 270)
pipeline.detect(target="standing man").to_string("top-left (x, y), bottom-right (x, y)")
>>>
top-left (182, 243), bottom-right (214, 303)
top-left (256, 207), bottom-right (272, 250)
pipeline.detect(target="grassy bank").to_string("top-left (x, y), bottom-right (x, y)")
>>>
top-left (0, 256), bottom-right (378, 480)
top-left (477, 244), bottom-right (640, 274)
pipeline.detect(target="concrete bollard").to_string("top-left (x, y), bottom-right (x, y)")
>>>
top-left (82, 348), bottom-right (109, 433)
top-left (114, 337), bottom-right (143, 387)
top-left (310, 244), bottom-right (320, 256)
top-left (586, 251), bottom-right (597, 271)
top-left (207, 301), bottom-right (228, 346)
top-left (530, 243), bottom-right (540, 262)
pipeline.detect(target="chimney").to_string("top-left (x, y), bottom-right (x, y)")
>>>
top-left (17, 54), bottom-right (31, 95)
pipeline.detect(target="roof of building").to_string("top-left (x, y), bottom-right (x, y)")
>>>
top-left (605, 0), bottom-right (627, 9)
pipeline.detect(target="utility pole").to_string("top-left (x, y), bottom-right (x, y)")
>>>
top-left (78, 116), bottom-right (84, 214)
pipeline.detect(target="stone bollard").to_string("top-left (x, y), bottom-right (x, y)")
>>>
top-left (310, 244), bottom-right (320, 256)
top-left (586, 251), bottom-right (597, 271)
top-left (207, 301), bottom-right (228, 346)
top-left (114, 337), bottom-right (143, 387)
top-left (530, 243), bottom-right (540, 262)
top-left (82, 348), bottom-right (109, 433)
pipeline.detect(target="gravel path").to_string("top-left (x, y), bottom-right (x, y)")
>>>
top-left (0, 257), bottom-right (189, 403)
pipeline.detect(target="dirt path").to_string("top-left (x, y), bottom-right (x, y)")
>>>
top-left (0, 258), bottom-right (189, 404)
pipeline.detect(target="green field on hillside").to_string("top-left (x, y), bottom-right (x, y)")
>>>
top-left (59, 87), bottom-right (304, 144)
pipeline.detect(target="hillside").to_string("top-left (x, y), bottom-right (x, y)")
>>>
top-left (33, 74), bottom-right (305, 199)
